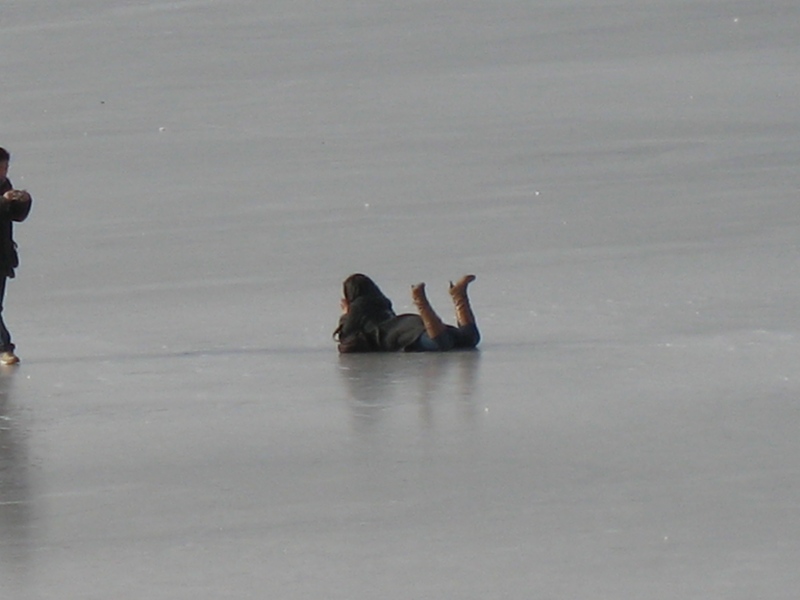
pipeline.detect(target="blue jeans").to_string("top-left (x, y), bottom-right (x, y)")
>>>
top-left (409, 323), bottom-right (480, 352)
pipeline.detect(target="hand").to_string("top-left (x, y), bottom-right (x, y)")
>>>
top-left (3, 189), bottom-right (31, 202)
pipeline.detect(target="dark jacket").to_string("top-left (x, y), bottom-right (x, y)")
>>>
top-left (336, 296), bottom-right (427, 352)
top-left (0, 178), bottom-right (32, 278)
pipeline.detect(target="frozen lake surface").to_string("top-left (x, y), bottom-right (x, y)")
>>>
top-left (2, 0), bottom-right (800, 597)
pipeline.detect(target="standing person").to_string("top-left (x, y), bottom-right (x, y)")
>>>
top-left (334, 273), bottom-right (480, 353)
top-left (0, 148), bottom-right (33, 365)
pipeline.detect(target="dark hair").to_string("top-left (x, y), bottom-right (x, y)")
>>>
top-left (0, 148), bottom-right (9, 162)
top-left (333, 274), bottom-right (396, 350)
top-left (341, 273), bottom-right (389, 304)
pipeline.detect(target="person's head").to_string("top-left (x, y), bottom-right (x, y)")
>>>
top-left (342, 273), bottom-right (387, 304)
top-left (334, 274), bottom-right (395, 345)
top-left (0, 148), bottom-right (9, 181)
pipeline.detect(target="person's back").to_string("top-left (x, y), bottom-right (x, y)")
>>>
top-left (377, 313), bottom-right (427, 352)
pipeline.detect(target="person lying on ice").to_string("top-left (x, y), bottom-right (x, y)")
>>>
top-left (334, 273), bottom-right (480, 353)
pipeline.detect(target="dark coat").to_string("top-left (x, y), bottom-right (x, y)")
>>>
top-left (336, 296), bottom-right (427, 352)
top-left (375, 314), bottom-right (428, 351)
top-left (0, 178), bottom-right (32, 278)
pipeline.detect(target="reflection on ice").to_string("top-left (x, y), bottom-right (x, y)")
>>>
top-left (338, 350), bottom-right (480, 408)
top-left (0, 370), bottom-right (32, 589)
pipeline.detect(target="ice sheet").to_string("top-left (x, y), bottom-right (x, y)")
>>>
top-left (2, 1), bottom-right (800, 597)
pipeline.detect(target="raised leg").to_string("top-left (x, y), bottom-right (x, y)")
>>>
top-left (449, 274), bottom-right (476, 326)
top-left (411, 282), bottom-right (447, 340)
